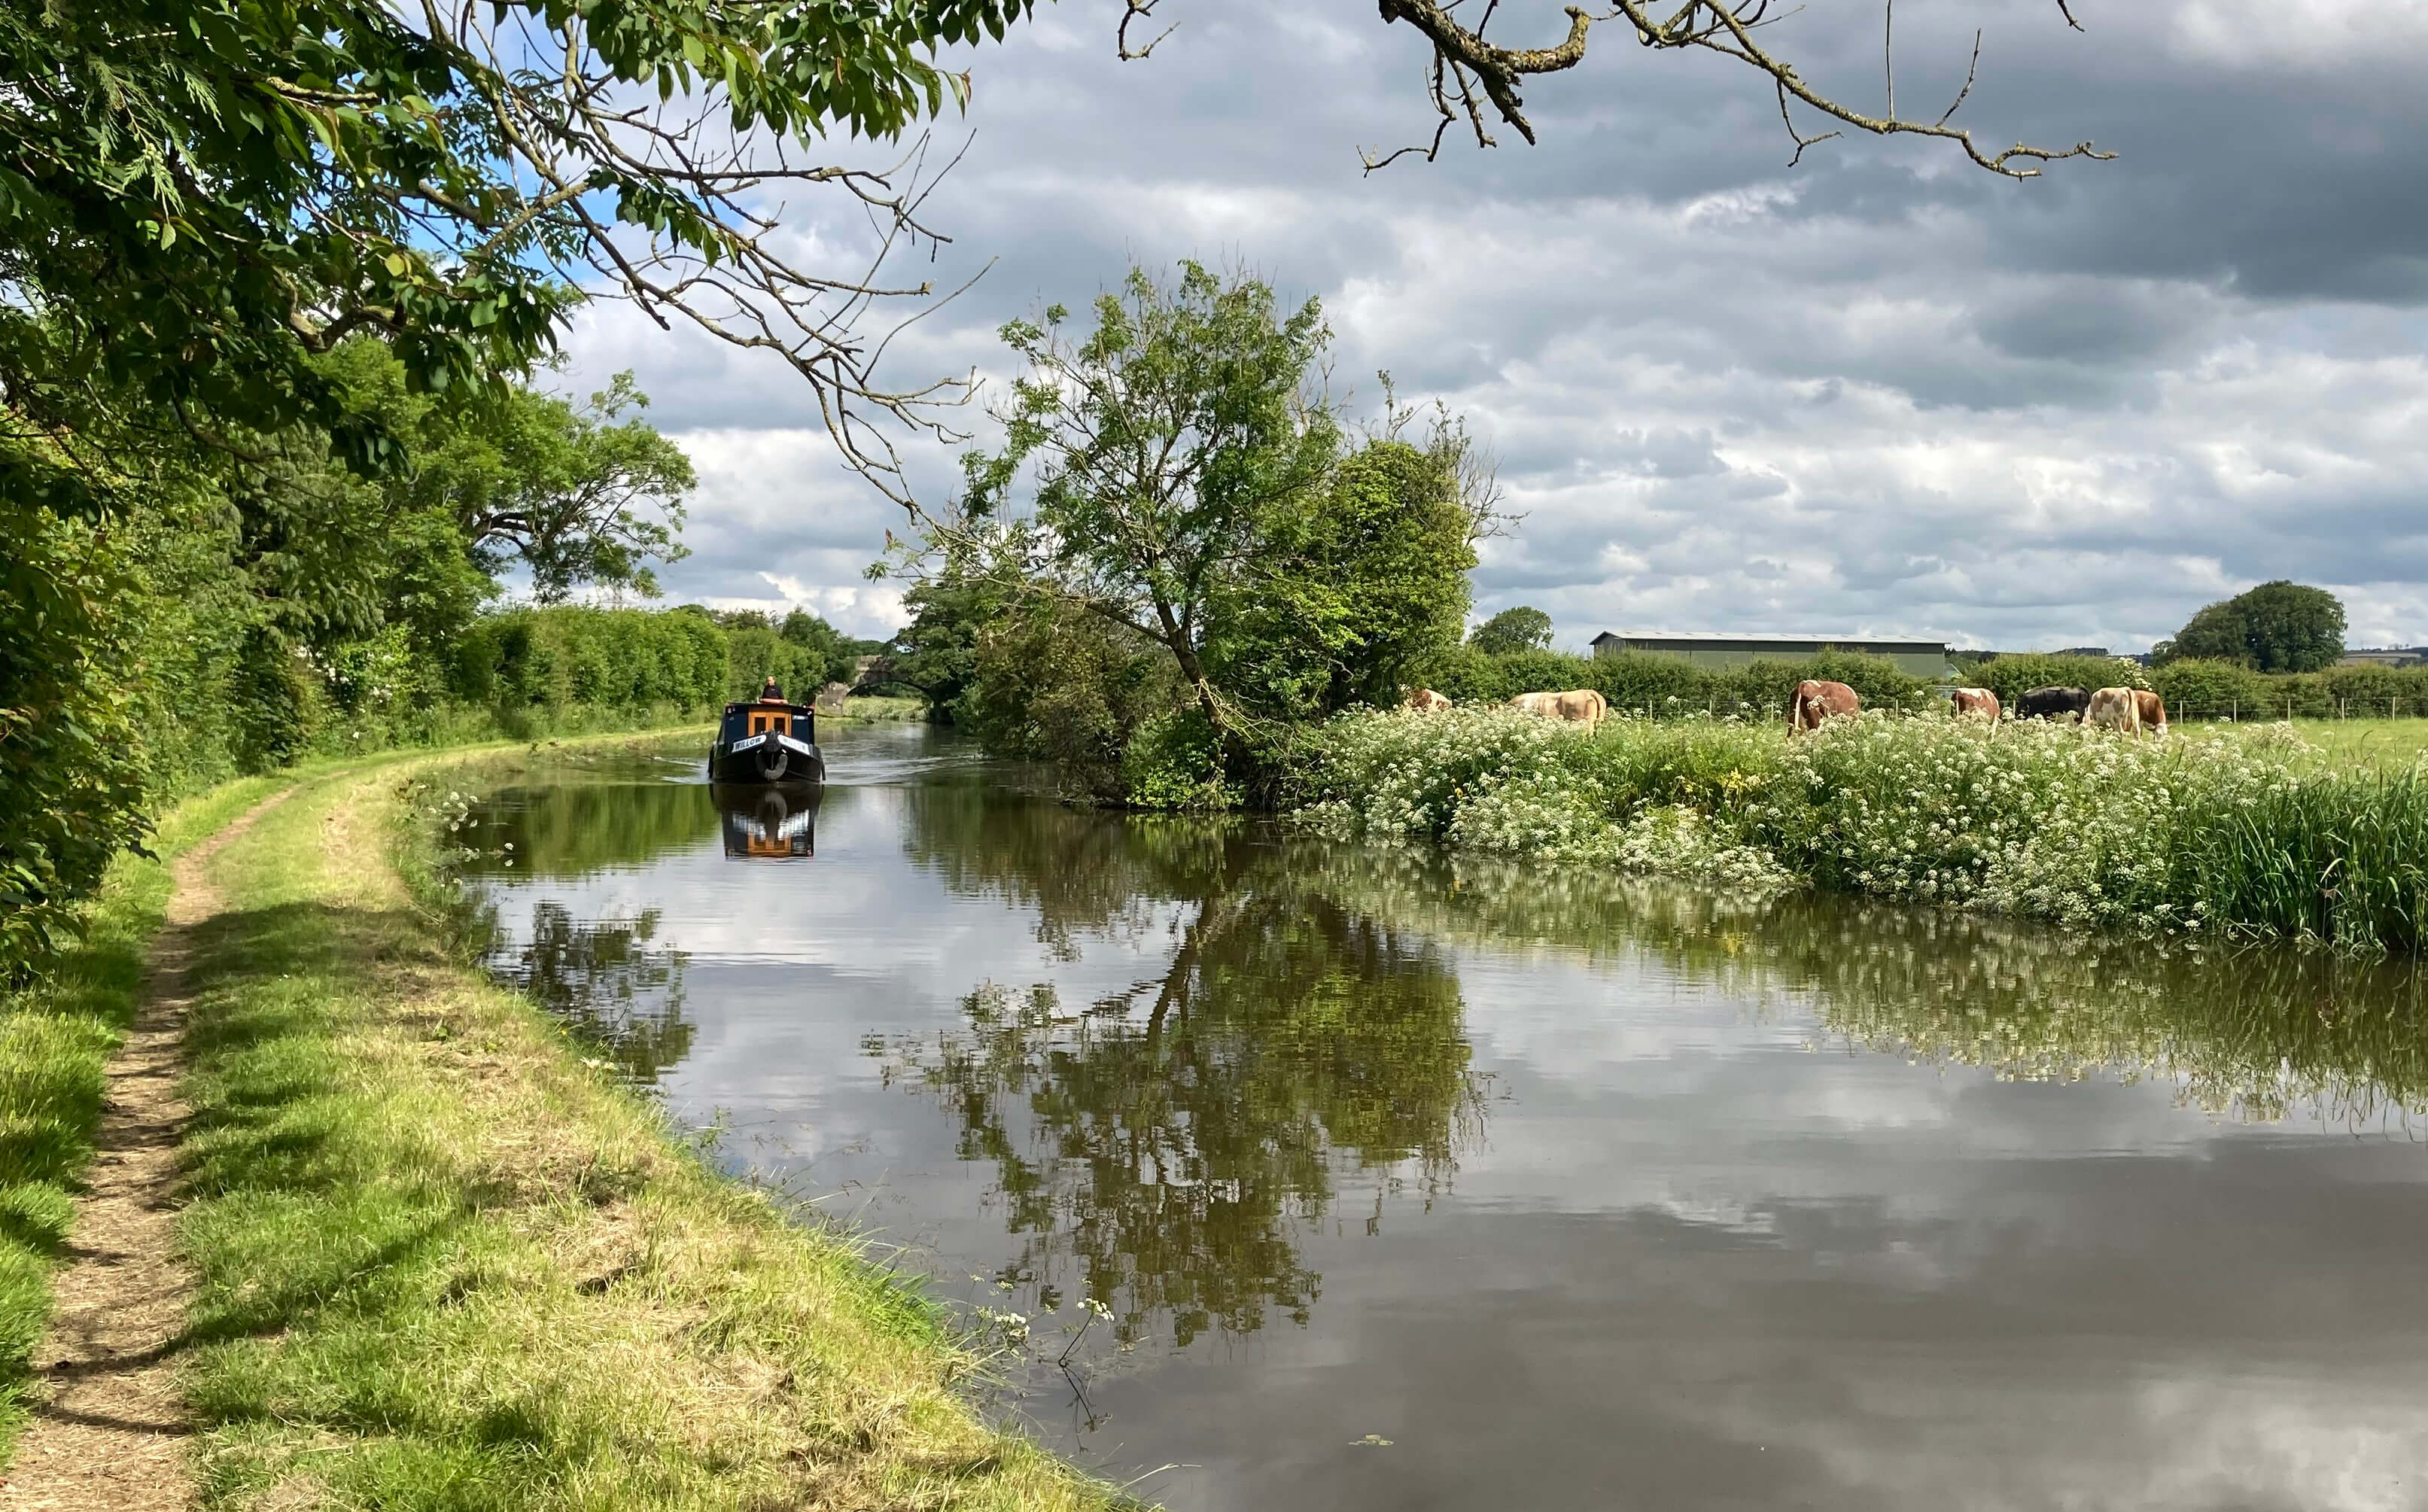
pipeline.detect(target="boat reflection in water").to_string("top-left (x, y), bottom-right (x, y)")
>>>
top-left (713, 783), bottom-right (820, 859)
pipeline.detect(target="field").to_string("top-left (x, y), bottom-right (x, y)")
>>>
top-left (1288, 707), bottom-right (2428, 952)
top-left (2180, 716), bottom-right (2428, 771)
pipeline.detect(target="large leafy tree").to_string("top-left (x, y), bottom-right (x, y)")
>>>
top-left (2159, 582), bottom-right (2347, 674)
top-left (945, 262), bottom-right (1342, 744)
top-left (1203, 439), bottom-right (1477, 720)
top-left (403, 372), bottom-right (695, 604)
top-left (1468, 605), bottom-right (1554, 656)
top-left (889, 574), bottom-right (1005, 718)
top-left (917, 263), bottom-right (1489, 756)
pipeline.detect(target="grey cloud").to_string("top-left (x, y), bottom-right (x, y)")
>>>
top-left (555, 0), bottom-right (2428, 652)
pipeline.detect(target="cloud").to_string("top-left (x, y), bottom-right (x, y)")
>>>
top-left (564, 0), bottom-right (2428, 653)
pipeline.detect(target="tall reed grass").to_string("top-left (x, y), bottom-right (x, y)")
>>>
top-left (1287, 707), bottom-right (2428, 952)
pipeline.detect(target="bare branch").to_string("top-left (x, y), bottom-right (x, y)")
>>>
top-left (1133, 1), bottom-right (2110, 181)
top-left (364, 1), bottom-right (1001, 510)
top-left (1938, 29), bottom-right (1982, 126)
top-left (1883, 0), bottom-right (1894, 120)
top-left (1117, 0), bottom-right (1181, 59)
top-left (1775, 78), bottom-right (1840, 167)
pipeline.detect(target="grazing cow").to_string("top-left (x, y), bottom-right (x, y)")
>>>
top-left (1510, 689), bottom-right (1608, 732)
top-left (2133, 689), bottom-right (2168, 735)
top-left (2086, 686), bottom-right (2141, 735)
top-left (1789, 679), bottom-right (1861, 734)
top-left (1949, 686), bottom-right (2001, 724)
top-left (1404, 687), bottom-right (1453, 713)
top-left (2016, 686), bottom-right (2093, 722)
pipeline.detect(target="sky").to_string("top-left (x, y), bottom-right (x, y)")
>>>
top-left (557, 0), bottom-right (2428, 655)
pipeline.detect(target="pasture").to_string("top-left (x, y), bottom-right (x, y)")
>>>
top-left (2183, 716), bottom-right (2428, 772)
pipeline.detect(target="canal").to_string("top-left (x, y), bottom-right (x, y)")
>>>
top-left (450, 723), bottom-right (2428, 1510)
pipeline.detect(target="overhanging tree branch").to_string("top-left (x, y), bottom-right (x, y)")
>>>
top-left (1286, 1), bottom-right (2109, 179)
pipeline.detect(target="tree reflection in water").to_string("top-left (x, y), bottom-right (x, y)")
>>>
top-left (507, 901), bottom-right (694, 1085)
top-left (883, 793), bottom-right (1483, 1346)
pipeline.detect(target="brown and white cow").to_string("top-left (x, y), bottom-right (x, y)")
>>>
top-left (1404, 687), bottom-right (1453, 713)
top-left (1949, 686), bottom-right (2001, 724)
top-left (1789, 680), bottom-right (1860, 734)
top-left (1510, 689), bottom-right (1608, 733)
top-left (2132, 689), bottom-right (2168, 735)
top-left (2086, 686), bottom-right (2141, 735)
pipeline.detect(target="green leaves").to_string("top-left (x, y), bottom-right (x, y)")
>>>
top-left (0, 0), bottom-right (1042, 510)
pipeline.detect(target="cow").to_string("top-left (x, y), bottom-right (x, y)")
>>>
top-left (2132, 688), bottom-right (2168, 735)
top-left (2016, 686), bottom-right (2092, 723)
top-left (1949, 686), bottom-right (2001, 724)
top-left (1510, 689), bottom-right (1608, 733)
top-left (2086, 686), bottom-right (2141, 735)
top-left (1404, 687), bottom-right (1453, 713)
top-left (1788, 679), bottom-right (1861, 734)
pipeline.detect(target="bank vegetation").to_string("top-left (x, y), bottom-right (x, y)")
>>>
top-left (1290, 707), bottom-right (2428, 954)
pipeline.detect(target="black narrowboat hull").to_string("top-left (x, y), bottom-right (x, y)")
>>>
top-left (707, 731), bottom-right (825, 785)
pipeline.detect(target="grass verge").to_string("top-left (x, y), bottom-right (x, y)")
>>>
top-left (0, 775), bottom-right (286, 1463)
top-left (172, 751), bottom-right (1129, 1509)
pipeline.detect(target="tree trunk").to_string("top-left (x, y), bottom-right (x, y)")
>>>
top-left (1153, 597), bottom-right (1232, 741)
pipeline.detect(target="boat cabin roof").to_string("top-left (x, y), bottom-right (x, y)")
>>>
top-left (726, 699), bottom-right (811, 716)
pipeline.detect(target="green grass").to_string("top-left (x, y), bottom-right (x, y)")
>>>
top-left (0, 775), bottom-right (285, 1463)
top-left (2182, 716), bottom-right (2428, 771)
top-left (169, 750), bottom-right (1130, 1510)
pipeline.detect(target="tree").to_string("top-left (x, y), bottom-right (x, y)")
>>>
top-left (410, 373), bottom-right (695, 604)
top-left (2158, 582), bottom-right (2346, 674)
top-left (909, 263), bottom-right (1498, 773)
top-left (1203, 440), bottom-right (1477, 719)
top-left (945, 262), bottom-right (1341, 746)
top-left (1469, 606), bottom-right (1554, 657)
top-left (0, 0), bottom-right (1039, 516)
top-left (890, 576), bottom-right (1005, 719)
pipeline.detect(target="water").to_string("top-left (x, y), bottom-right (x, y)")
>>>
top-left (452, 726), bottom-right (2428, 1510)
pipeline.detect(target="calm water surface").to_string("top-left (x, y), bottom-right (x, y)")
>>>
top-left (453, 726), bottom-right (2428, 1510)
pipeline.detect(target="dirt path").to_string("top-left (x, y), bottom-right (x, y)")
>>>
top-left (4, 790), bottom-right (294, 1512)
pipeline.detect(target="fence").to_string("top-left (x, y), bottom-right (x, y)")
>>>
top-left (1590, 694), bottom-right (2428, 725)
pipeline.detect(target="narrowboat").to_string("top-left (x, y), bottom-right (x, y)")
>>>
top-left (707, 699), bottom-right (825, 786)
top-left (716, 785), bottom-right (820, 859)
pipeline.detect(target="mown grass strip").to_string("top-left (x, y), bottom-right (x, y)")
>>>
top-left (0, 775), bottom-right (287, 1465)
top-left (174, 757), bottom-right (1130, 1510)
